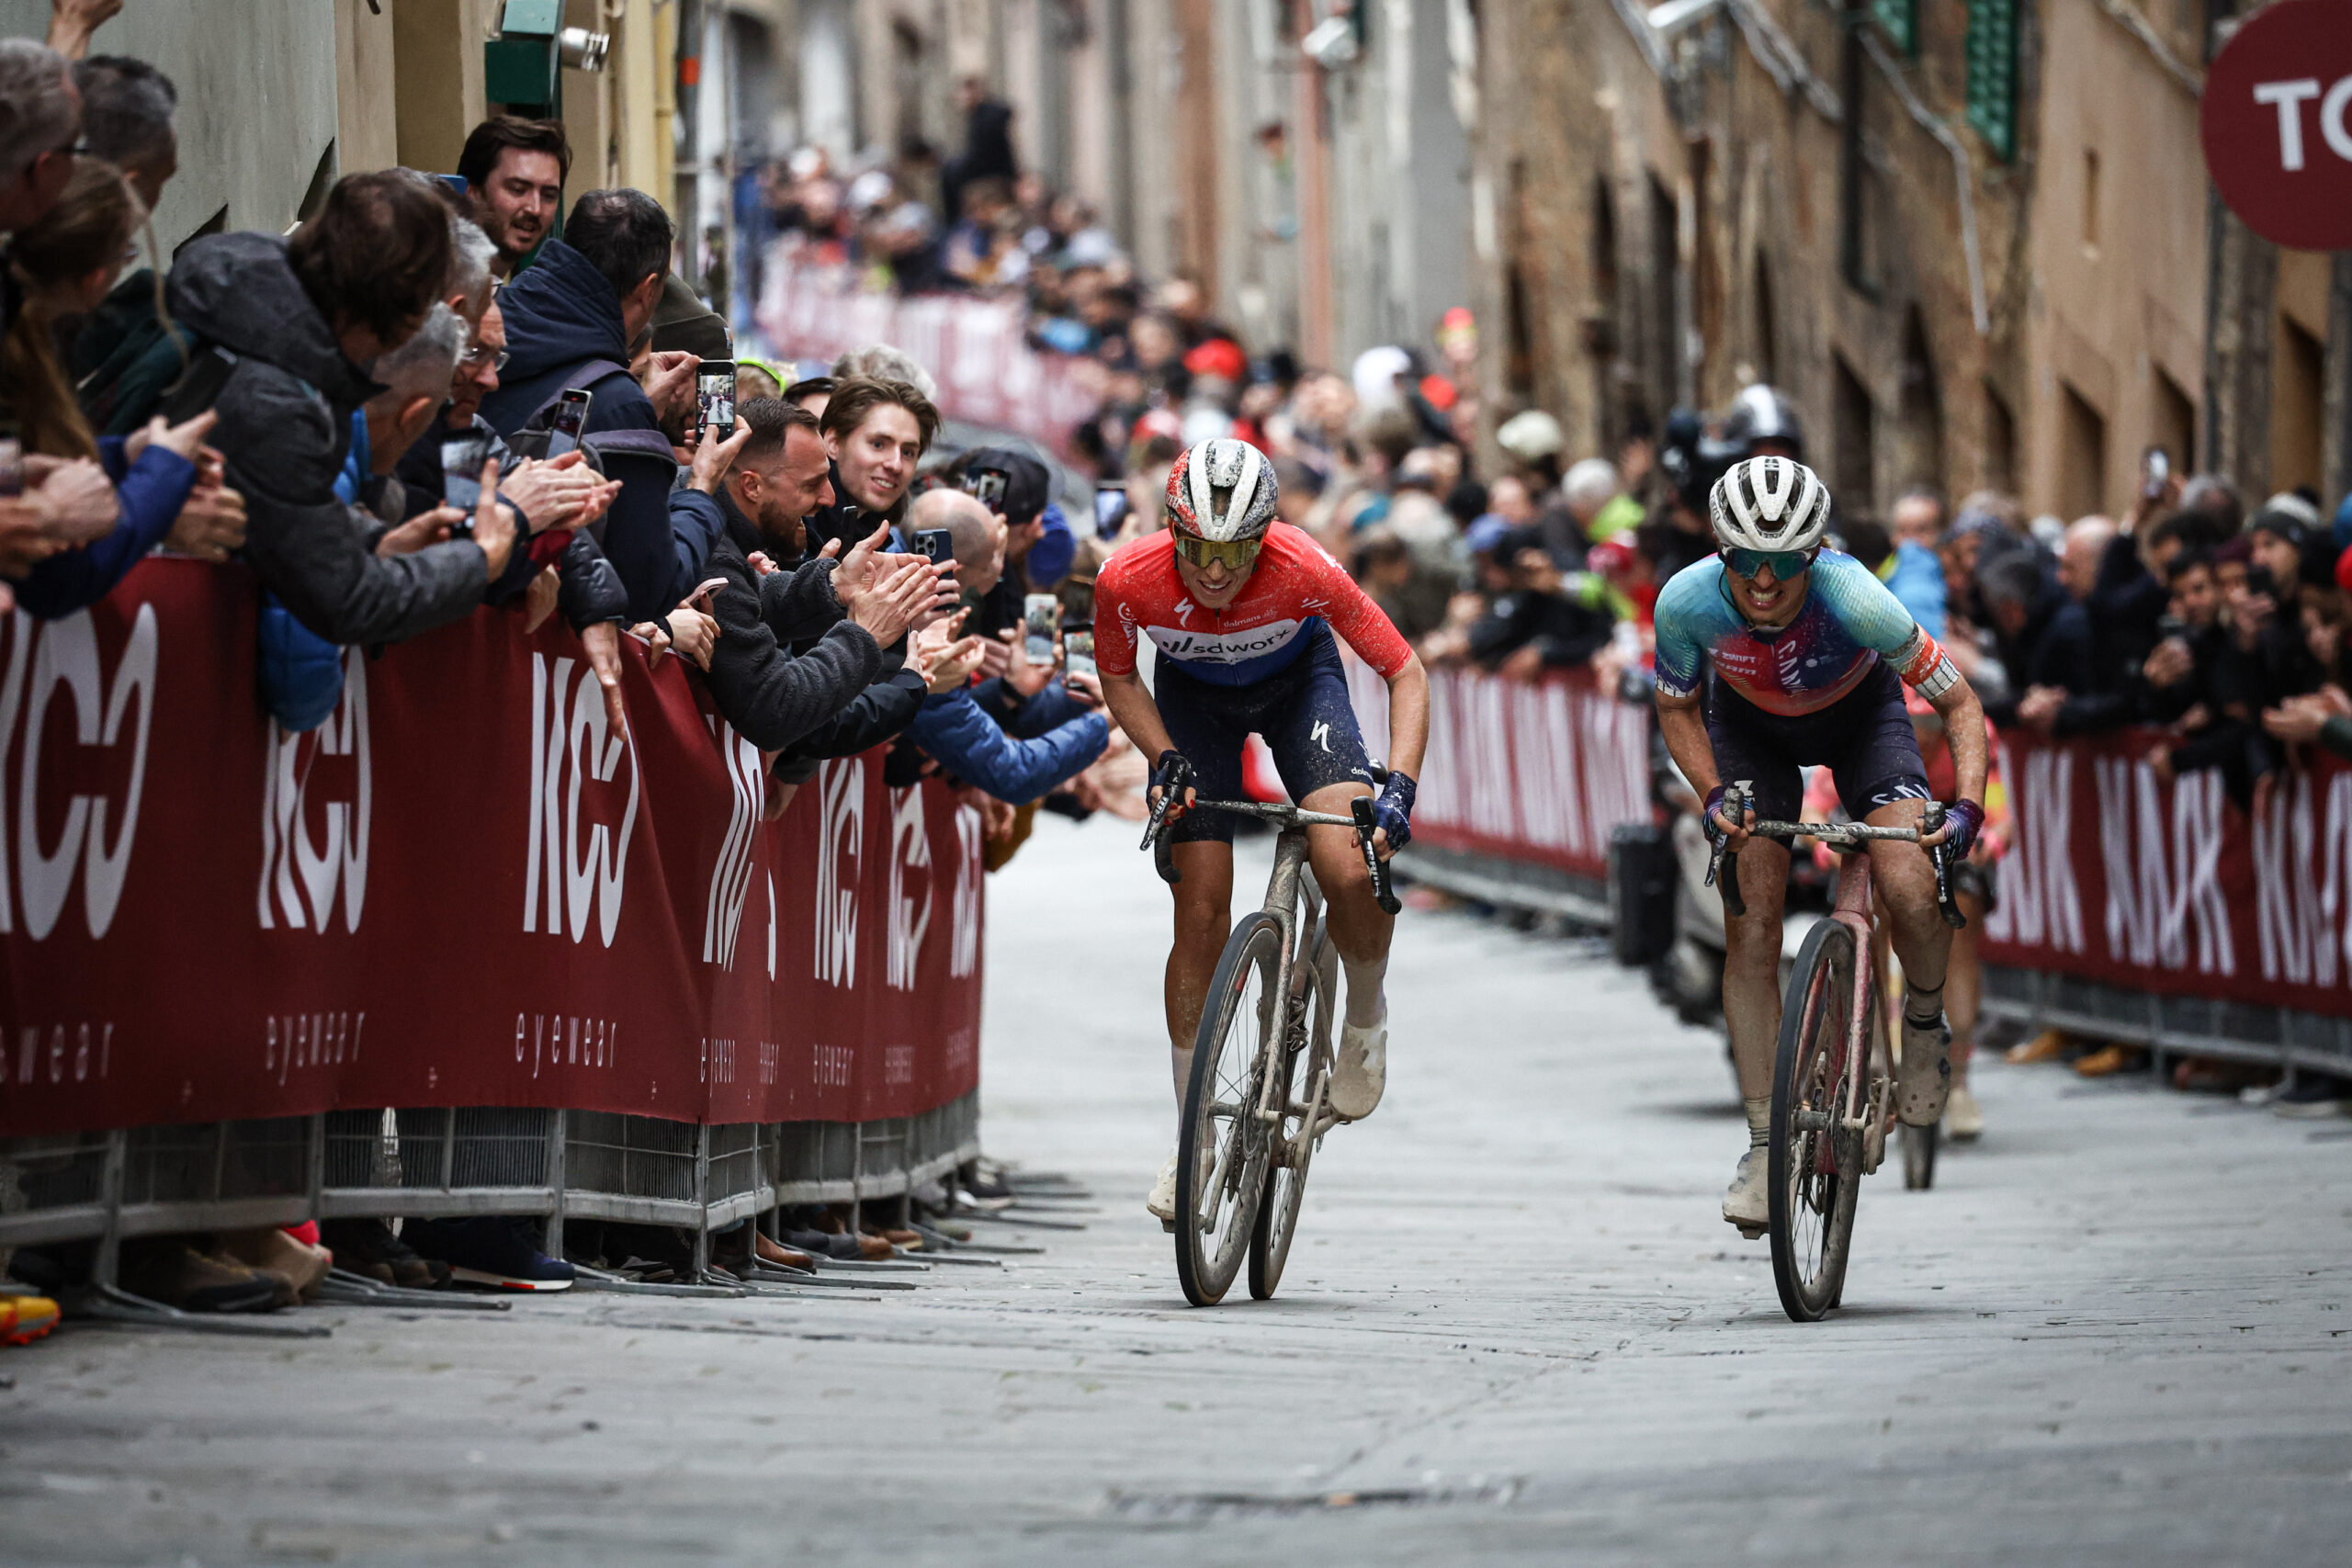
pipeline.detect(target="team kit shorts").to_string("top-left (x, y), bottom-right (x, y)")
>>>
top-left (1703, 658), bottom-right (1929, 825)
top-left (1154, 625), bottom-right (1374, 844)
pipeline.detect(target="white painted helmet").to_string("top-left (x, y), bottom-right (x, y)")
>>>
top-left (1708, 456), bottom-right (1832, 554)
top-left (1165, 438), bottom-right (1280, 543)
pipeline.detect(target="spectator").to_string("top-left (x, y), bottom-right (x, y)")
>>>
top-left (483, 187), bottom-right (722, 624)
top-left (457, 116), bottom-right (569, 277)
top-left (1556, 457), bottom-right (1642, 550)
top-left (1470, 528), bottom-right (1619, 680)
top-left (831, 343), bottom-right (938, 401)
top-left (941, 76), bottom-right (1018, 226)
top-left (2, 38), bottom-right (83, 311)
top-left (805, 376), bottom-right (939, 558)
top-left (899, 488), bottom-right (1109, 803)
top-left (168, 171), bottom-right (541, 644)
top-left (783, 376), bottom-right (833, 418)
top-left (71, 53), bottom-right (172, 209)
top-left (3, 157), bottom-right (233, 617)
top-left (1886, 486), bottom-right (1948, 635)
top-left (2008, 517), bottom-right (2115, 736)
top-left (701, 398), bottom-right (940, 754)
top-left (347, 305), bottom-right (467, 508)
top-left (1973, 543), bottom-right (2071, 727)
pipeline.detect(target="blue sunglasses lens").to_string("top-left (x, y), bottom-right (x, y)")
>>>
top-left (1725, 548), bottom-right (1812, 579)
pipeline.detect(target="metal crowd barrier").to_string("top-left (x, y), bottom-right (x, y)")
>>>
top-left (0, 1095), bottom-right (981, 1292)
top-left (1981, 965), bottom-right (2352, 1086)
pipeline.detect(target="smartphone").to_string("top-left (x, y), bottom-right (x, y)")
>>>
top-left (696, 360), bottom-right (736, 443)
top-left (1092, 481), bottom-right (1130, 537)
top-left (440, 430), bottom-right (490, 525)
top-left (1064, 625), bottom-right (1096, 682)
top-left (914, 527), bottom-right (953, 566)
top-left (0, 435), bottom-right (21, 499)
top-left (688, 576), bottom-right (728, 613)
top-left (2142, 446), bottom-right (2170, 500)
top-left (1023, 592), bottom-right (1061, 666)
top-left (967, 469), bottom-right (1009, 512)
top-left (547, 387), bottom-right (593, 459)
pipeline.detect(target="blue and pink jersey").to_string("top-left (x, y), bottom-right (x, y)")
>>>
top-left (1094, 522), bottom-right (1414, 688)
top-left (1652, 549), bottom-right (1952, 716)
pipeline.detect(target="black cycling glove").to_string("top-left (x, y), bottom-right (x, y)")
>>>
top-left (1149, 750), bottom-right (1193, 809)
top-left (1939, 799), bottom-right (1984, 860)
top-left (1371, 770), bottom-right (1417, 852)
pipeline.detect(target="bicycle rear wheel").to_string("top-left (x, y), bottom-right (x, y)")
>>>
top-left (1176, 912), bottom-right (1283, 1306)
top-left (1769, 918), bottom-right (1864, 1323)
top-left (1250, 923), bottom-right (1334, 1300)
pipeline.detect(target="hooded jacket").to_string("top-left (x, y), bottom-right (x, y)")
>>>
top-left (166, 232), bottom-right (491, 646)
top-left (800, 460), bottom-right (908, 562)
top-left (479, 238), bottom-right (722, 623)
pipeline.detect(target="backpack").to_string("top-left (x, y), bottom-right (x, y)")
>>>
top-left (503, 358), bottom-right (677, 477)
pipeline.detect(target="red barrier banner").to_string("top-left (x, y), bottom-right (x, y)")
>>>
top-left (1980, 728), bottom-right (2352, 1021)
top-left (1345, 660), bottom-right (1651, 882)
top-left (0, 561), bottom-right (983, 1139)
top-left (757, 262), bottom-right (1102, 457)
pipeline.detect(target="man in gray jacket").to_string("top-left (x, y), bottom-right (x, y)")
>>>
top-left (167, 172), bottom-right (539, 644)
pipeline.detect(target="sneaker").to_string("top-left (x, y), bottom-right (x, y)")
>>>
top-left (403, 1216), bottom-right (573, 1292)
top-left (2006, 1029), bottom-right (2066, 1066)
top-left (216, 1227), bottom-right (333, 1303)
top-left (1946, 1084), bottom-right (1984, 1140)
top-left (1896, 1012), bottom-right (1952, 1126)
top-left (2073, 1043), bottom-right (2141, 1078)
top-left (118, 1241), bottom-right (282, 1314)
top-left (1722, 1147), bottom-right (1769, 1236)
top-left (1146, 1152), bottom-right (1180, 1227)
top-left (0, 1292), bottom-right (60, 1346)
top-left (2271, 1076), bottom-right (2352, 1120)
top-left (320, 1218), bottom-right (449, 1290)
top-left (1329, 1005), bottom-right (1389, 1121)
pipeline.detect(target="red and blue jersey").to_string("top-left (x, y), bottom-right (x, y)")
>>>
top-left (1653, 549), bottom-right (1956, 716)
top-left (1094, 522), bottom-right (1414, 688)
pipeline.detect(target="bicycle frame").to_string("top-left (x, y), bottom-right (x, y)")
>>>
top-left (1821, 851), bottom-right (1882, 1157)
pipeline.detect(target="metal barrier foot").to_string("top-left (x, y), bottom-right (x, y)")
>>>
top-left (73, 1283), bottom-right (332, 1338)
top-left (569, 1264), bottom-right (743, 1299)
top-left (310, 1269), bottom-right (511, 1312)
top-left (741, 1262), bottom-right (917, 1292)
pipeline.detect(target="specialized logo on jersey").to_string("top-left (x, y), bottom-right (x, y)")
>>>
top-left (1312, 719), bottom-right (1332, 753)
top-left (1145, 618), bottom-right (1307, 665)
top-left (0, 605), bottom-right (157, 942)
top-left (259, 649), bottom-right (370, 934)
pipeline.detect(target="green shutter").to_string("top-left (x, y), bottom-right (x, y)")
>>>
top-left (1965, 0), bottom-right (2020, 163)
top-left (1873, 0), bottom-right (1917, 56)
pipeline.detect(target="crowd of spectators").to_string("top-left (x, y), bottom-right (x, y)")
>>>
top-left (0, 17), bottom-right (1125, 1319)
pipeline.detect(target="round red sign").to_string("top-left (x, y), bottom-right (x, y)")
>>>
top-left (2199, 0), bottom-right (2352, 252)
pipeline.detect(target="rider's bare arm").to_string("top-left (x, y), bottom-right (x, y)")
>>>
top-left (1654, 685), bottom-right (1752, 850)
top-left (1921, 672), bottom-right (1989, 846)
top-left (1382, 653), bottom-right (1432, 783)
top-left (1101, 670), bottom-right (1187, 808)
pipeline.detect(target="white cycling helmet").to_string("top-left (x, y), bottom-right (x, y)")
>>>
top-left (1708, 456), bottom-right (1832, 555)
top-left (1165, 437), bottom-right (1280, 543)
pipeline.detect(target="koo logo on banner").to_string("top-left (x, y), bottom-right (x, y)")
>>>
top-left (257, 649), bottom-right (371, 933)
top-left (523, 653), bottom-right (639, 946)
top-left (0, 606), bottom-right (157, 942)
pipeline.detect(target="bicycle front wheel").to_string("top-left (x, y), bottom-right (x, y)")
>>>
top-left (1177, 912), bottom-right (1283, 1306)
top-left (1250, 919), bottom-right (1334, 1300)
top-left (1769, 918), bottom-right (1864, 1323)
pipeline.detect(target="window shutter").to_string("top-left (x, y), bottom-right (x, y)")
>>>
top-left (1965, 0), bottom-right (2020, 163)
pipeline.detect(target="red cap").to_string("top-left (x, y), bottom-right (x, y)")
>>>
top-left (1182, 337), bottom-right (1248, 383)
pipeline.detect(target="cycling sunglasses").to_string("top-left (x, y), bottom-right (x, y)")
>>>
top-left (1721, 546), bottom-right (1817, 581)
top-left (1173, 533), bottom-right (1262, 572)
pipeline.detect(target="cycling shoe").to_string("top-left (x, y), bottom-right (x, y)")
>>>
top-left (1329, 1005), bottom-right (1388, 1121)
top-left (1897, 1011), bottom-right (1952, 1127)
top-left (1723, 1146), bottom-right (1769, 1237)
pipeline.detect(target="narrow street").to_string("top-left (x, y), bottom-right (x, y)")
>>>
top-left (6, 815), bottom-right (2350, 1566)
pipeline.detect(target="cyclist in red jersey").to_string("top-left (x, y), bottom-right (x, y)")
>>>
top-left (1096, 439), bottom-right (1430, 1224)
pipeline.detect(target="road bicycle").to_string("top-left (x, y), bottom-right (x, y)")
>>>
top-left (1710, 781), bottom-right (1963, 1323)
top-left (1141, 779), bottom-right (1399, 1306)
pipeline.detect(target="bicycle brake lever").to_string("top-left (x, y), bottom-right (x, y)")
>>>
top-left (1922, 802), bottom-right (1965, 929)
top-left (1713, 781), bottom-right (1748, 919)
top-left (1351, 795), bottom-right (1402, 916)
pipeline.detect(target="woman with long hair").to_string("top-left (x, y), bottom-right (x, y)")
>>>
top-left (4, 154), bottom-right (235, 618)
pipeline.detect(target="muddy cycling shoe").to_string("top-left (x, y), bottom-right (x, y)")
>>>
top-left (1722, 1147), bottom-right (1769, 1238)
top-left (1896, 1010), bottom-right (1952, 1126)
top-left (1146, 1152), bottom-right (1180, 1231)
top-left (1329, 1005), bottom-right (1389, 1122)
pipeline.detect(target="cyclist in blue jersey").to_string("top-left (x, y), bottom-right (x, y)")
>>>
top-left (1652, 457), bottom-right (1989, 1235)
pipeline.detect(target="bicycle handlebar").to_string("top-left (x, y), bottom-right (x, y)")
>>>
top-left (1139, 795), bottom-right (1401, 914)
top-left (1708, 780), bottom-right (1965, 929)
